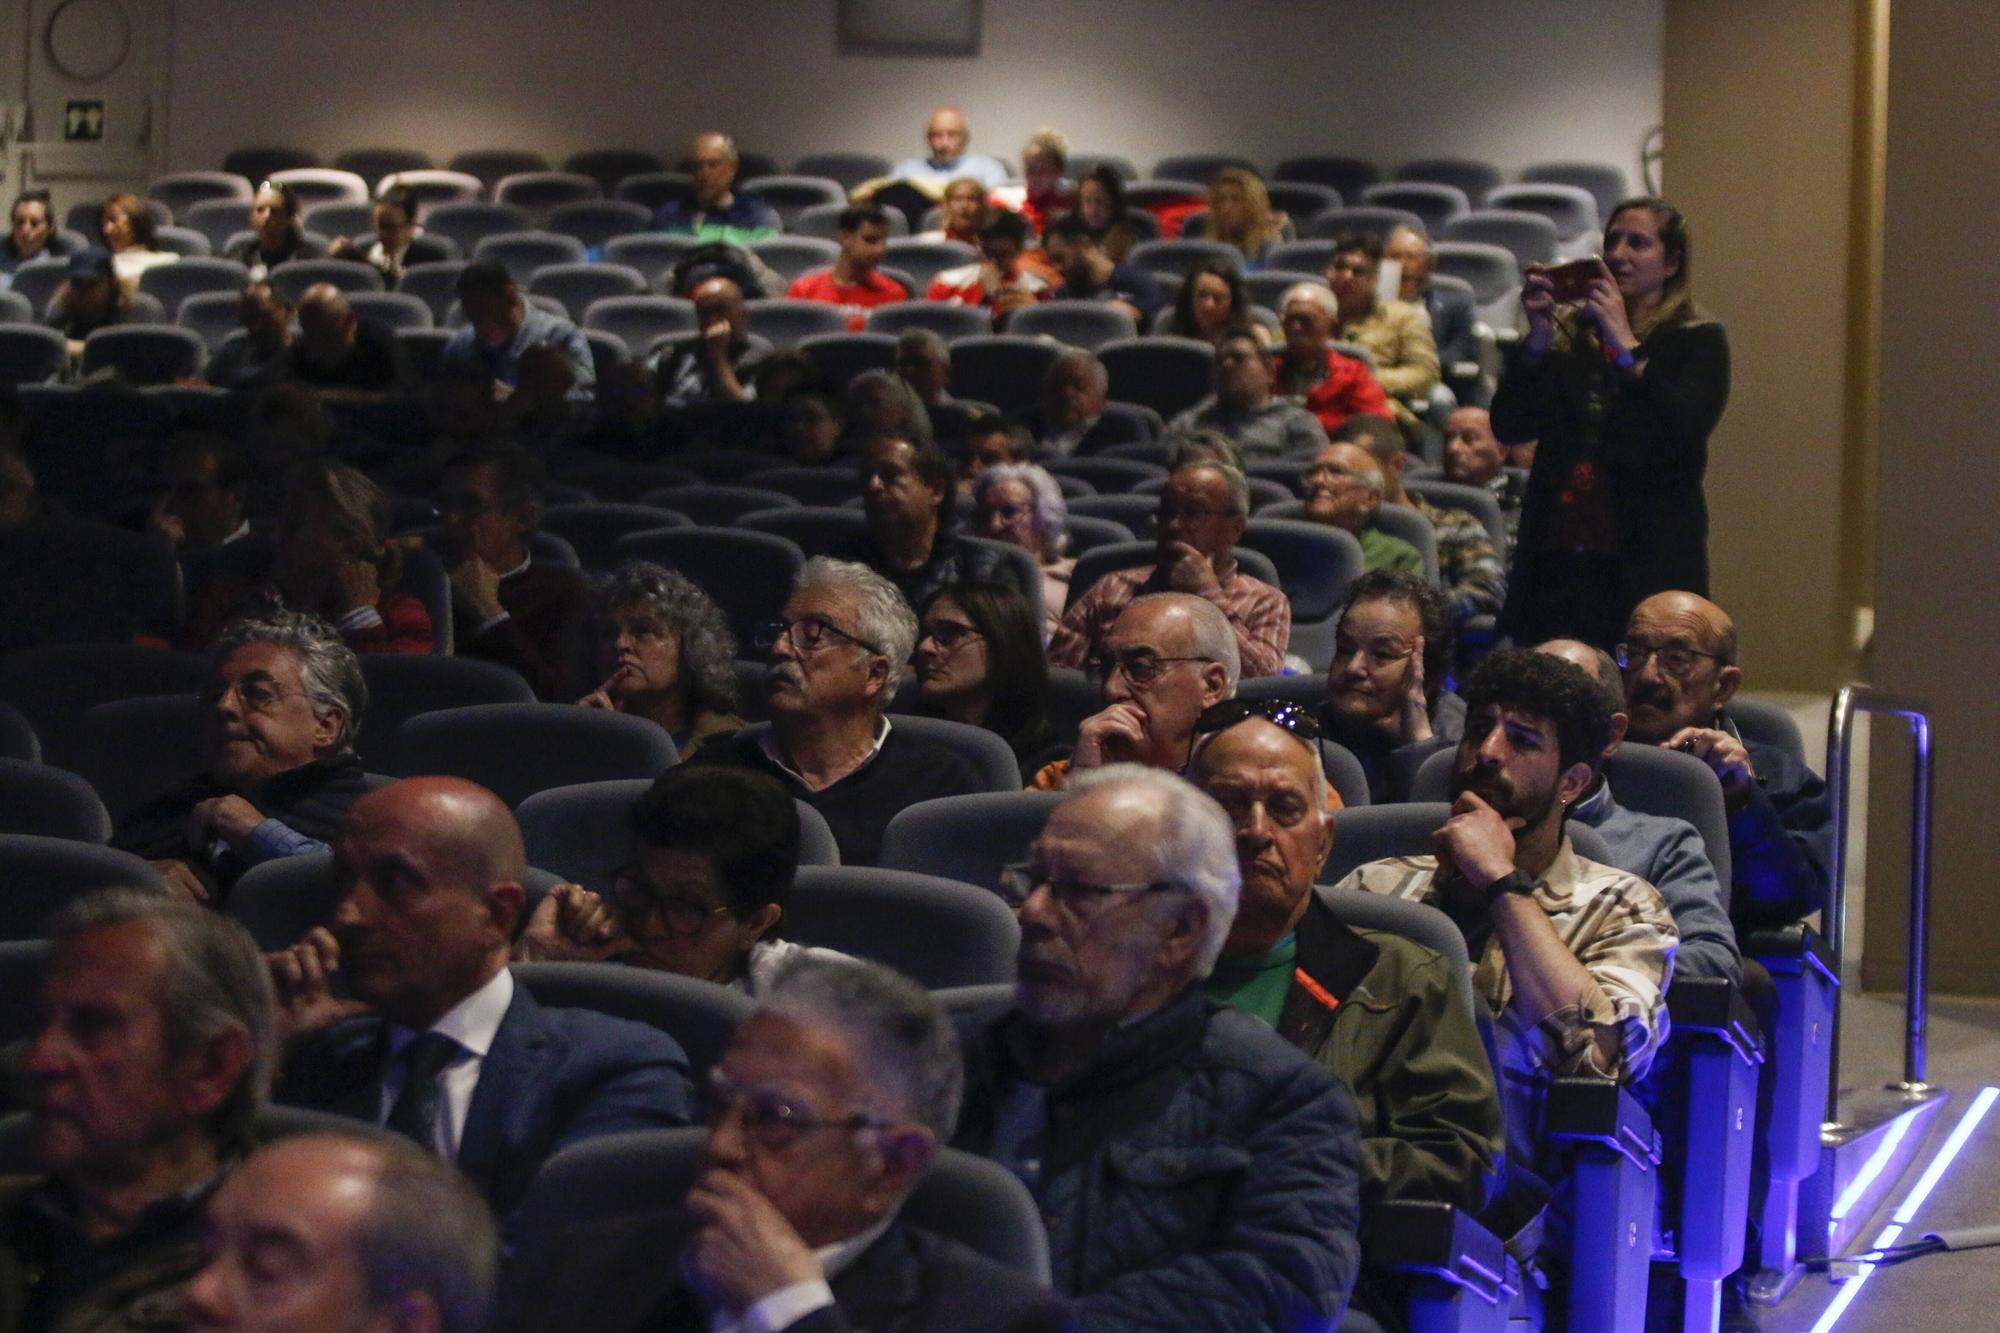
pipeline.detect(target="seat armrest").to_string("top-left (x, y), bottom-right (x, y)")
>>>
top-left (1544, 1077), bottom-right (1660, 1168)
top-left (1370, 1199), bottom-right (1512, 1305)
top-left (1744, 923), bottom-right (1838, 986)
top-left (1667, 976), bottom-right (1764, 1066)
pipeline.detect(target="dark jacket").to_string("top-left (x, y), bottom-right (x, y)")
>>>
top-left (1730, 730), bottom-right (1833, 928)
top-left (1492, 316), bottom-right (1730, 637)
top-left (1422, 281), bottom-right (1480, 371)
top-left (505, 1211), bottom-right (1074, 1333)
top-left (956, 989), bottom-right (1361, 1330)
top-left (834, 529), bottom-right (1023, 624)
top-left (0, 1174), bottom-right (209, 1332)
top-left (1020, 405), bottom-right (1149, 458)
top-left (277, 983), bottom-right (691, 1230)
top-left (452, 558), bottom-right (591, 700)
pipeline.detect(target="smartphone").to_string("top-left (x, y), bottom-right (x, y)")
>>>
top-left (1542, 257), bottom-right (1605, 303)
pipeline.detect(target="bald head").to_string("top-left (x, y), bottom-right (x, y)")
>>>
top-left (347, 776), bottom-right (525, 889)
top-left (296, 283), bottom-right (358, 366)
top-left (1620, 591), bottom-right (1743, 743)
top-left (926, 105), bottom-right (971, 160)
top-left (688, 132), bottom-right (740, 208)
top-left (691, 276), bottom-right (747, 336)
top-left (1535, 638), bottom-right (1627, 763)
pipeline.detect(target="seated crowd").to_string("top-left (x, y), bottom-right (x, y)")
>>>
top-left (0, 103), bottom-right (1827, 1333)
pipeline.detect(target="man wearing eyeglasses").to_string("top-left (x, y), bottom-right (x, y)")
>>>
top-left (958, 767), bottom-right (1361, 1328)
top-left (1049, 461), bottom-right (1290, 678)
top-left (691, 558), bottom-right (984, 865)
top-left (1618, 592), bottom-right (1832, 927)
top-left (114, 611), bottom-right (371, 903)
top-left (505, 957), bottom-right (1074, 1331)
top-left (1299, 441), bottom-right (1424, 575)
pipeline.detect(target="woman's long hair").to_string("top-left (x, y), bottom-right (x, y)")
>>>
top-left (1558, 195), bottom-right (1709, 352)
top-left (922, 581), bottom-right (1050, 759)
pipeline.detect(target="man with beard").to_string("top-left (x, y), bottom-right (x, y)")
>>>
top-left (1334, 649), bottom-right (1678, 1172)
top-left (1040, 214), bottom-right (1167, 328)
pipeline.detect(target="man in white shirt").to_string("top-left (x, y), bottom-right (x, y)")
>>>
top-left (890, 105), bottom-right (1012, 189)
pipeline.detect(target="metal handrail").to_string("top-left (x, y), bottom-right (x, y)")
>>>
top-left (1823, 685), bottom-right (1935, 1123)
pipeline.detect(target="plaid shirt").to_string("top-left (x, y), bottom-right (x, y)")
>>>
top-left (1047, 563), bottom-right (1291, 678)
top-left (1408, 493), bottom-right (1507, 625)
top-left (1333, 837), bottom-right (1677, 1084)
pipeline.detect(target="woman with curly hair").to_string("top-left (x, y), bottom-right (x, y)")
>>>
top-left (1206, 167), bottom-right (1289, 270)
top-left (579, 560), bottom-right (746, 758)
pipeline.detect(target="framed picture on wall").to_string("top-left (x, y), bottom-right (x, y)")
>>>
top-left (839, 0), bottom-right (982, 56)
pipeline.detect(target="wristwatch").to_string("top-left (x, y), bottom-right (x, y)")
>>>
top-left (1483, 869), bottom-right (1537, 905)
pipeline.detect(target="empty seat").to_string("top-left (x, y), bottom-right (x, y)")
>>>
top-left (1097, 336), bottom-right (1215, 419)
top-left (1121, 179), bottom-right (1207, 212)
top-left (0, 292), bottom-right (28, 325)
top-left (0, 646), bottom-right (208, 770)
top-left (493, 171), bottom-right (603, 218)
top-left (743, 298), bottom-right (852, 348)
top-left (611, 527), bottom-right (804, 647)
top-left (737, 175), bottom-right (846, 226)
top-left (522, 262), bottom-right (645, 323)
top-left (149, 227), bottom-right (213, 259)
top-left (563, 149), bottom-right (667, 195)
top-left (301, 200), bottom-right (375, 241)
top-left (1067, 153), bottom-right (1138, 182)
top-left (1485, 183), bottom-right (1602, 247)
top-left (1045, 457), bottom-right (1168, 495)
top-left (0, 327), bottom-right (67, 386)
top-left (0, 836), bottom-right (165, 937)
top-left (1521, 161), bottom-right (1631, 225)
top-left (614, 172), bottom-right (693, 213)
top-left (789, 201), bottom-right (909, 241)
top-left (344, 290), bottom-right (434, 332)
top-left (741, 467), bottom-right (865, 508)
top-left (181, 200), bottom-right (254, 254)
top-left (221, 147), bottom-right (318, 182)
top-left (747, 238), bottom-right (840, 286)
top-left (794, 331), bottom-right (897, 386)
top-left (0, 759), bottom-right (111, 842)
top-left (1275, 155), bottom-right (1381, 199)
top-left (1304, 205), bottom-right (1423, 242)
top-left (1395, 158), bottom-right (1504, 203)
top-left (353, 655), bottom-right (536, 767)
top-left (389, 703), bottom-right (678, 808)
top-left (396, 327), bottom-right (454, 382)
top-left (785, 864), bottom-right (1018, 986)
top-left (1441, 210), bottom-right (1560, 272)
top-left (0, 702), bottom-right (38, 764)
top-left (377, 169), bottom-right (484, 216)
top-left (512, 962), bottom-right (751, 1076)
top-left (552, 460), bottom-right (700, 494)
top-left (791, 152), bottom-right (893, 191)
top-left (448, 149), bottom-right (551, 193)
top-left (422, 202), bottom-right (532, 257)
top-left (332, 147), bottom-right (432, 185)
top-left (545, 200), bottom-right (653, 251)
top-left (1127, 238), bottom-right (1242, 280)
top-left (1265, 181), bottom-right (1344, 220)
top-left (1431, 241), bottom-right (1521, 307)
top-left (540, 503), bottom-right (690, 569)
top-left (1006, 302), bottom-right (1137, 350)
top-left (70, 692), bottom-right (209, 822)
top-left (471, 231), bottom-right (587, 285)
top-left (881, 239), bottom-right (976, 293)
top-left (1404, 477), bottom-right (1509, 554)
top-left (601, 234), bottom-right (700, 288)
top-left (643, 485), bottom-right (797, 528)
top-left (581, 295), bottom-right (698, 356)
top-left (148, 171), bottom-right (252, 219)
top-left (737, 505), bottom-right (866, 560)
top-left (267, 258), bottom-right (385, 304)
top-left (946, 334), bottom-right (1059, 411)
top-left (863, 299), bottom-right (989, 342)
top-left (393, 261), bottom-right (469, 321)
top-left (266, 167), bottom-right (369, 208)
top-left (1359, 181), bottom-right (1471, 235)
top-left (1153, 153), bottom-right (1259, 182)
top-left (81, 326), bottom-right (207, 386)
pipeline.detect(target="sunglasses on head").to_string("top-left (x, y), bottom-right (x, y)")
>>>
top-left (1192, 697), bottom-right (1321, 742)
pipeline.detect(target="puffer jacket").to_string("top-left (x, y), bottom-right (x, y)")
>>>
top-left (956, 989), bottom-right (1361, 1331)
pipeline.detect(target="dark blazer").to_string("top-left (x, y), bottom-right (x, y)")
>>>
top-left (278, 983), bottom-right (691, 1226)
top-left (1424, 281), bottom-right (1480, 370)
top-left (1020, 405), bottom-right (1149, 457)
top-left (504, 1212), bottom-right (1073, 1333)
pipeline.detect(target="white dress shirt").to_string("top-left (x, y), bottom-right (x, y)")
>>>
top-left (377, 966), bottom-right (515, 1160)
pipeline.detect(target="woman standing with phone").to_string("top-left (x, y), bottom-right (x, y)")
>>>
top-left (1491, 197), bottom-right (1730, 648)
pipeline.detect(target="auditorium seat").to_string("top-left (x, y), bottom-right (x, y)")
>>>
top-left (267, 167), bottom-right (369, 209)
top-left (550, 460), bottom-right (701, 494)
top-left (863, 299), bottom-right (988, 342)
top-left (148, 171), bottom-right (252, 219)
top-left (472, 231), bottom-right (588, 285)
top-left (393, 261), bottom-right (469, 321)
top-left (0, 835), bottom-right (165, 939)
top-left (71, 693), bottom-right (208, 823)
top-left (0, 326), bottom-right (66, 386)
top-left (151, 226), bottom-right (214, 258)
top-left (793, 331), bottom-right (897, 387)
top-left (396, 327), bottom-right (453, 382)
top-left (512, 962), bottom-right (751, 1077)
top-left (344, 291), bottom-right (435, 332)
top-left (422, 202), bottom-right (532, 257)
top-left (942, 334), bottom-right (1058, 411)
top-left (1486, 183), bottom-right (1602, 255)
top-left (353, 655), bottom-right (537, 767)
top-left (1305, 205), bottom-right (1424, 242)
top-left (0, 292), bottom-right (30, 325)
top-left (641, 485), bottom-right (796, 528)
top-left (222, 147), bottom-right (319, 183)
top-left (582, 294), bottom-right (698, 357)
top-left (493, 170), bottom-right (603, 219)
top-left (1128, 237), bottom-right (1243, 280)
top-left (545, 199), bottom-right (653, 251)
top-left (1097, 336), bottom-right (1215, 419)
top-left (881, 239), bottom-right (977, 293)
top-left (389, 703), bottom-right (679, 808)
top-left (1276, 155), bottom-right (1381, 200)
top-left (1065, 540), bottom-right (1279, 618)
top-left (1122, 179), bottom-right (1207, 213)
top-left (791, 201), bottom-right (909, 240)
top-left (877, 791), bottom-right (1064, 897)
top-left (1066, 152), bottom-right (1138, 182)
top-left (539, 503), bottom-right (692, 570)
top-left (1395, 157), bottom-right (1504, 204)
top-left (746, 237), bottom-right (839, 285)
top-left (1153, 153), bottom-right (1260, 183)
top-left (448, 149), bottom-right (551, 193)
top-left (787, 866), bottom-right (1019, 987)
top-left (791, 152), bottom-right (893, 191)
top-left (182, 200), bottom-right (254, 254)
top-left (1405, 477), bottom-right (1510, 553)
top-left (737, 505), bottom-right (867, 560)
top-left (743, 297), bottom-right (851, 348)
top-left (0, 645), bottom-right (208, 771)
top-left (268, 258), bottom-right (385, 303)
top-left (80, 326), bottom-right (205, 387)
top-left (1431, 241), bottom-right (1523, 326)
top-left (1044, 456), bottom-right (1168, 494)
top-left (740, 466), bottom-right (866, 507)
top-left (1521, 161), bottom-right (1631, 225)
top-left (377, 169), bottom-right (484, 216)
top-left (1007, 302), bottom-right (1137, 350)
top-left (1442, 210), bottom-right (1560, 272)
top-left (1237, 517), bottom-right (1368, 669)
top-left (736, 174), bottom-right (846, 227)
top-left (613, 171), bottom-right (693, 213)
top-left (0, 759), bottom-right (111, 842)
top-left (332, 147), bottom-right (432, 187)
top-left (562, 149), bottom-right (667, 195)
top-left (0, 702), bottom-right (38, 764)
top-left (1360, 181), bottom-right (1471, 235)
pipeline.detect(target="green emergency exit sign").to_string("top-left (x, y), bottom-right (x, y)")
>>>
top-left (64, 101), bottom-right (105, 142)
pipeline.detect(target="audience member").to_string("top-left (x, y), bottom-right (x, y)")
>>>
top-left (578, 560), bottom-right (746, 759)
top-left (841, 368), bottom-right (934, 453)
top-left (970, 462), bottom-right (1072, 637)
top-left (225, 180), bottom-right (322, 281)
top-left (955, 414), bottom-right (1032, 493)
top-left (327, 183), bottom-right (451, 284)
top-left (439, 442), bottom-right (590, 700)
top-left (1618, 591), bottom-right (1833, 927)
top-left (1159, 258), bottom-right (1262, 343)
top-left (5, 891), bottom-right (274, 1329)
top-left (1326, 230), bottom-right (1442, 437)
top-left (1019, 347), bottom-right (1141, 457)
top-left (185, 1131), bottom-right (498, 1333)
top-left (787, 204), bottom-right (907, 331)
top-left (116, 610), bottom-right (370, 901)
top-left (1495, 196), bottom-right (1729, 648)
top-left (652, 132), bottom-right (782, 243)
top-left (1032, 592), bottom-right (1239, 791)
top-left (919, 174), bottom-right (989, 245)
top-left (1205, 167), bottom-right (1289, 269)
top-left (839, 433), bottom-right (1015, 610)
top-left (509, 956), bottom-right (1073, 1331)
top-left (1273, 283), bottom-right (1395, 436)
top-left (1018, 127), bottom-right (1078, 234)
top-left (1318, 570), bottom-right (1462, 803)
top-left (894, 326), bottom-right (955, 408)
top-left (780, 380), bottom-right (846, 464)
top-left (2, 188), bottom-right (71, 275)
top-left (1164, 424), bottom-right (1245, 472)
top-left (43, 246), bottom-right (144, 358)
top-left (958, 767), bottom-right (1361, 1326)
top-left (98, 191), bottom-right (176, 289)
top-left (289, 282), bottom-right (412, 393)
top-left (915, 582), bottom-right (1057, 776)
top-left (1041, 213), bottom-right (1167, 326)
top-left (516, 766), bottom-right (835, 993)
top-left (925, 208), bottom-right (1047, 324)
top-left (1075, 164), bottom-right (1143, 262)
top-left (654, 275), bottom-right (772, 406)
top-left (891, 105), bottom-right (1012, 189)
top-left (442, 258), bottom-right (595, 401)
top-left (200, 280), bottom-right (295, 390)
top-left (1299, 441), bottom-right (1424, 574)
top-left (269, 777), bottom-right (693, 1228)
top-left (1335, 649), bottom-right (1678, 1175)
top-left (1170, 325), bottom-right (1329, 457)
top-left (1441, 404), bottom-right (1525, 548)
top-left (693, 558), bottom-right (984, 865)
top-left (1384, 223), bottom-right (1479, 384)
top-left (1187, 702), bottom-right (1503, 1223)
top-left (150, 431), bottom-right (252, 564)
top-left (1051, 460), bottom-right (1289, 677)
top-left (183, 459), bottom-right (433, 655)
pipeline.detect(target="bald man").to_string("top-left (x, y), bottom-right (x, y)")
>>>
top-left (891, 105), bottom-right (1011, 189)
top-left (652, 132), bottom-right (780, 243)
top-left (1618, 593), bottom-right (1833, 926)
top-left (1299, 441), bottom-right (1424, 575)
top-left (270, 777), bottom-right (691, 1231)
top-left (290, 282), bottom-right (411, 393)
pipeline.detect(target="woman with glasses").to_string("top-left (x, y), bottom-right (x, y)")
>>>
top-left (517, 767), bottom-right (842, 993)
top-left (1494, 196), bottom-right (1730, 649)
top-left (913, 582), bottom-right (1056, 781)
top-left (577, 561), bottom-right (745, 761)
top-left (225, 180), bottom-right (322, 282)
top-left (970, 462), bottom-right (1073, 641)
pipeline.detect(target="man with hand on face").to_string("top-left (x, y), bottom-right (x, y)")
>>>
top-left (1317, 570), bottom-right (1462, 804)
top-left (1041, 214), bottom-right (1167, 328)
top-left (654, 275), bottom-right (772, 406)
top-left (439, 442), bottom-right (590, 700)
top-left (269, 776), bottom-right (692, 1232)
top-left (1335, 649), bottom-right (1678, 1175)
top-left (149, 432), bottom-right (251, 566)
top-left (115, 611), bottom-right (371, 904)
top-left (925, 208), bottom-right (1048, 326)
top-left (1299, 440), bottom-right (1424, 575)
top-left (441, 258), bottom-right (594, 401)
top-left (288, 282), bottom-right (412, 394)
top-left (1049, 460), bottom-right (1290, 678)
top-left (504, 957), bottom-right (1074, 1332)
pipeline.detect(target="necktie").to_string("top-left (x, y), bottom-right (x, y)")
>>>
top-left (384, 1031), bottom-right (460, 1149)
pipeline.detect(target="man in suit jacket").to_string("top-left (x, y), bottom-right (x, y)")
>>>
top-left (504, 957), bottom-right (1073, 1332)
top-left (1019, 348), bottom-right (1147, 459)
top-left (268, 777), bottom-right (692, 1231)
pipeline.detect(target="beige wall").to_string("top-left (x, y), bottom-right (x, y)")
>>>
top-left (161, 0), bottom-right (1662, 183)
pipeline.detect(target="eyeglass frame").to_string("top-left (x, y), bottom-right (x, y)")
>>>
top-left (609, 866), bottom-right (734, 938)
top-left (751, 615), bottom-right (886, 659)
top-left (699, 1068), bottom-right (893, 1149)
top-left (1615, 639), bottom-right (1728, 679)
top-left (1085, 648), bottom-right (1218, 689)
top-left (996, 860), bottom-right (1181, 912)
top-left (200, 677), bottom-right (316, 715)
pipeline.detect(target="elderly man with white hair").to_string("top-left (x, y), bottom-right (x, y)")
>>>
top-left (956, 766), bottom-right (1362, 1328)
top-left (691, 557), bottom-right (986, 865)
top-left (1273, 282), bottom-right (1394, 438)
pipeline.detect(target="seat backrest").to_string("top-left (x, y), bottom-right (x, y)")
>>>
top-left (1485, 184), bottom-right (1601, 243)
top-left (743, 297), bottom-right (851, 349)
top-left (389, 704), bottom-right (679, 808)
top-left (0, 835), bottom-right (166, 939)
top-left (267, 257), bottom-right (385, 303)
top-left (1305, 206), bottom-right (1423, 242)
top-left (738, 175), bottom-right (846, 225)
top-left (1239, 517), bottom-right (1367, 623)
top-left (471, 231), bottom-right (588, 284)
top-left (422, 202), bottom-right (533, 256)
top-left (614, 172), bottom-right (694, 213)
top-left (1604, 744), bottom-right (1734, 890)
top-left (736, 505), bottom-right (867, 560)
top-left (0, 521), bottom-right (184, 652)
top-left (1096, 335), bottom-right (1216, 419)
top-left (1441, 210), bottom-right (1560, 271)
top-left (1520, 161), bottom-right (1631, 225)
top-left (1367, 503), bottom-right (1440, 581)
top-left (1431, 241), bottom-right (1522, 307)
top-left (355, 655), bottom-right (537, 767)
top-left (1005, 301), bottom-right (1138, 351)
top-left (1404, 478), bottom-right (1509, 553)
top-left (447, 149), bottom-right (551, 191)
top-left (863, 298), bottom-right (988, 342)
top-left (0, 701), bottom-right (38, 763)
top-left (538, 502), bottom-right (690, 569)
top-left (149, 171), bottom-right (254, 217)
top-left (877, 791), bottom-right (1065, 896)
top-left (611, 527), bottom-right (804, 647)
top-left (137, 258), bottom-right (252, 318)
top-left (301, 200), bottom-right (376, 240)
top-left (563, 149), bottom-right (667, 194)
top-left (880, 240), bottom-right (979, 293)
top-left (794, 331), bottom-right (898, 388)
top-left (1127, 237), bottom-right (1243, 279)
top-left (0, 758), bottom-right (111, 842)
top-left (81, 326), bottom-right (207, 386)
top-left (73, 693), bottom-right (209, 823)
top-left (1045, 456), bottom-right (1168, 493)
top-left (746, 237), bottom-right (840, 284)
top-left (544, 200), bottom-right (654, 250)
top-left (511, 962), bottom-right (750, 1078)
top-left (267, 168), bottom-right (369, 207)
top-left (181, 200), bottom-right (255, 253)
top-left (787, 866), bottom-right (1019, 986)
top-left (229, 851), bottom-right (562, 949)
top-left (941, 335), bottom-right (1059, 412)
top-left (1396, 157), bottom-right (1505, 203)
top-left (380, 169), bottom-right (486, 217)
top-left (0, 645), bottom-right (209, 770)
top-left (391, 261), bottom-right (468, 321)
top-left (344, 290), bottom-right (435, 332)
top-left (582, 294), bottom-right (698, 356)
top-left (0, 326), bottom-right (67, 386)
top-left (1359, 181), bottom-right (1472, 233)
top-left (1322, 803), bottom-right (1452, 884)
top-left (4, 260), bottom-right (68, 321)
top-left (526, 261), bottom-right (647, 322)
top-left (1726, 697), bottom-right (1810, 769)
top-left (493, 171), bottom-right (603, 216)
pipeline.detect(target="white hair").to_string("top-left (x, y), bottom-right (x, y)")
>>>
top-left (1064, 765), bottom-right (1241, 977)
top-left (1282, 282), bottom-right (1339, 321)
top-left (972, 462), bottom-right (1069, 560)
top-left (1126, 592), bottom-right (1241, 692)
top-left (795, 556), bottom-right (918, 691)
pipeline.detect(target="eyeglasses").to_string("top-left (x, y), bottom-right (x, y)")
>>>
top-left (699, 1070), bottom-right (890, 1149)
top-left (1193, 698), bottom-right (1322, 742)
top-left (919, 620), bottom-right (983, 651)
top-left (1154, 504), bottom-right (1238, 525)
top-left (1085, 649), bottom-right (1216, 688)
top-left (1615, 640), bottom-right (1726, 678)
top-left (610, 868), bottom-right (732, 938)
top-left (751, 616), bottom-right (883, 657)
top-left (202, 678), bottom-right (310, 714)
top-left (996, 861), bottom-right (1178, 912)
top-left (980, 501), bottom-right (1032, 524)
top-left (1301, 464), bottom-right (1371, 487)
